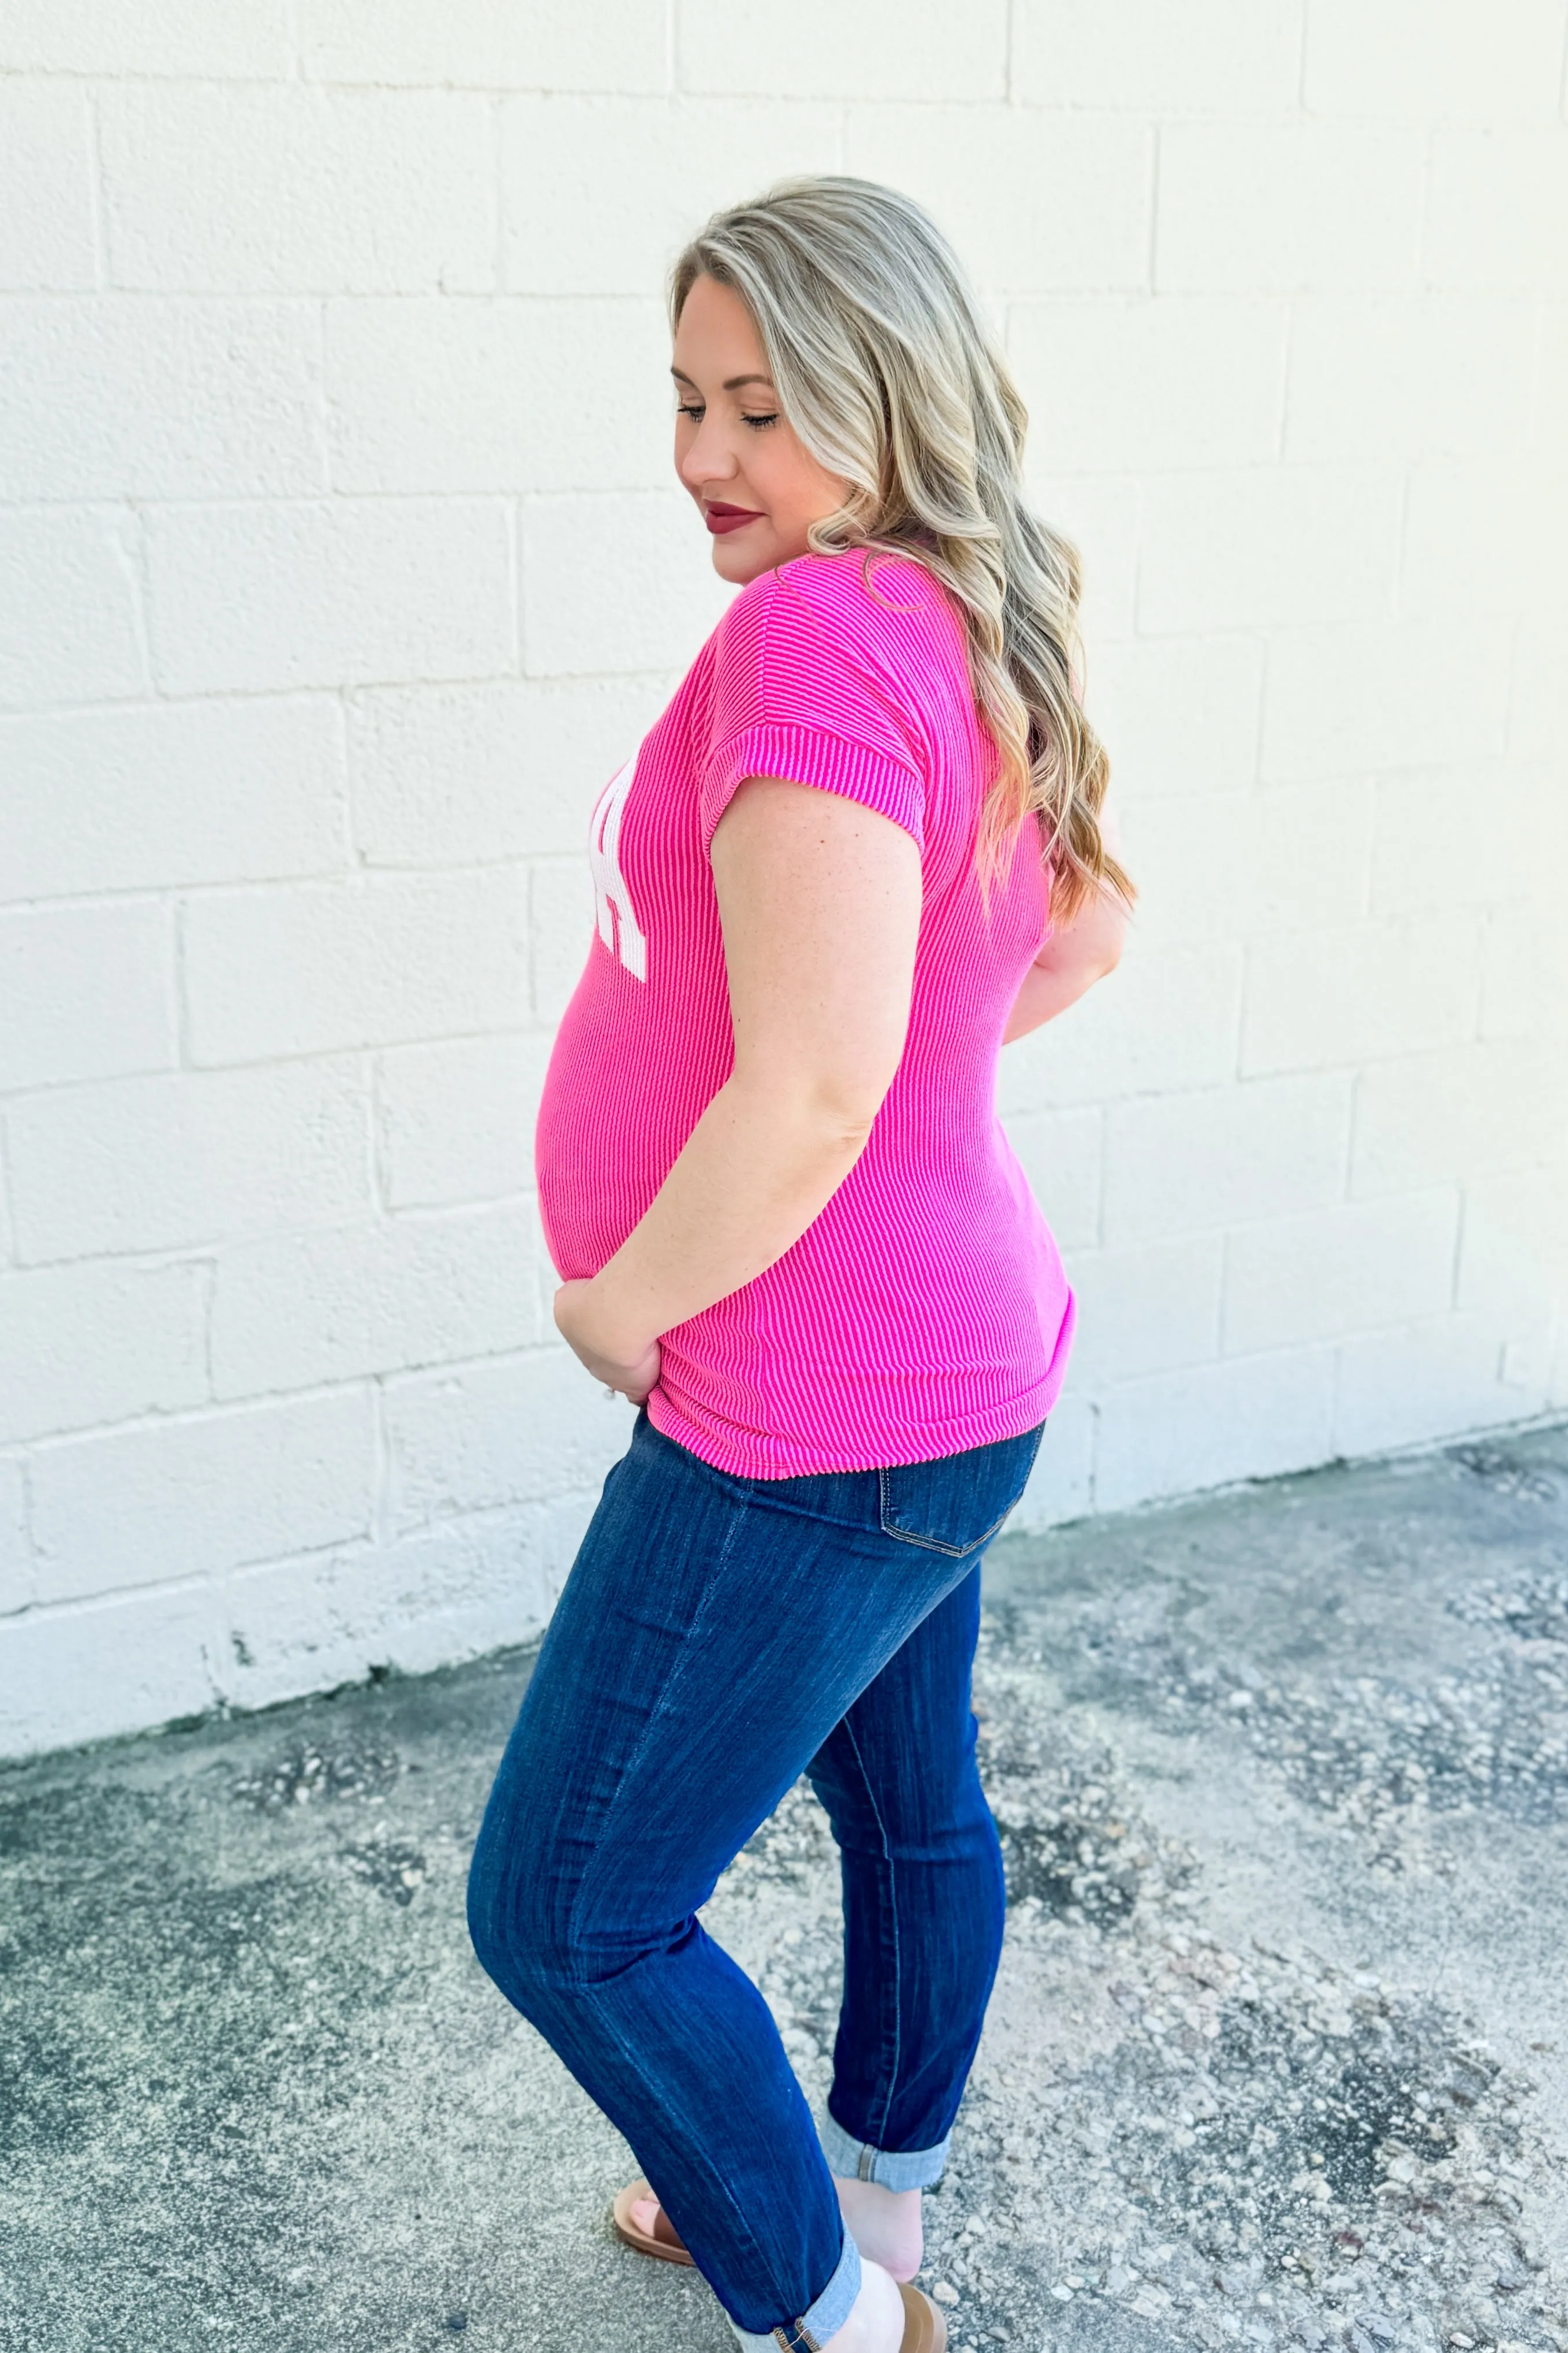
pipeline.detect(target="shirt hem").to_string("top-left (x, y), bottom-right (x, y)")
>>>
top-left (645, 1361), bottom-right (1068, 1482)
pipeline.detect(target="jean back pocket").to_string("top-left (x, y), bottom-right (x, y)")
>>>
top-left (876, 1421), bottom-right (1046, 1558)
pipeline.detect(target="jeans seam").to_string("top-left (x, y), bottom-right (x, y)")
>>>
top-left (842, 1712), bottom-right (902, 2154)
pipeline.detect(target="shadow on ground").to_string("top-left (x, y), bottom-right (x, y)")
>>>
top-left (3, 1425), bottom-right (1567, 2352)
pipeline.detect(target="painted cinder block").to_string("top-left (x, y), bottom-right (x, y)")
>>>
top-left (0, 901), bottom-right (174, 1093)
top-left (999, 942), bottom-right (1245, 1109)
top-left (0, 1581), bottom-right (222, 1760)
top-left (299, 0), bottom-right (670, 92)
top-left (1457, 1165), bottom-right (1568, 1321)
top-left (144, 498), bottom-right (515, 697)
top-left (1425, 129), bottom-right (1568, 295)
top-left (998, 1103), bottom-right (1104, 1254)
top-left (209, 1202), bottom-right (544, 1400)
top-left (1368, 763), bottom-right (1563, 916)
top-left (1156, 122), bottom-right (1425, 295)
top-left (1532, 305), bottom-right (1567, 453)
top-left (499, 94), bottom-right (842, 298)
top-left (0, 0), bottom-right (290, 74)
top-left (1076, 633), bottom-right (1267, 802)
top-left (678, 0), bottom-right (1007, 101)
top-left (6, 1059), bottom-right (370, 1263)
top-left (1240, 916), bottom-right (1482, 1076)
top-left (0, 506), bottom-right (145, 711)
top-left (181, 869), bottom-right (528, 1065)
top-left (375, 1033), bottom-right (553, 1211)
top-left (0, 1259), bottom-right (208, 1447)
top-left (1284, 296), bottom-right (1537, 461)
top-left (214, 1495), bottom-right (587, 1714)
top-left (0, 696), bottom-right (347, 902)
top-left (2, 2), bottom-right (1565, 1759)
top-left (1065, 1233), bottom-right (1226, 1384)
top-left (1136, 464), bottom-right (1400, 634)
top-left (1349, 1041), bottom-right (1568, 1200)
top-left (1094, 1346), bottom-right (1338, 1515)
top-left (0, 1458), bottom-right (30, 1614)
top-left (0, 83), bottom-right (98, 291)
top-left (1013, 0), bottom-right (1302, 114)
top-left (1221, 1190), bottom-right (1461, 1357)
top-left (325, 297), bottom-right (672, 496)
top-left (347, 674), bottom-right (670, 867)
top-left (381, 1345), bottom-right (630, 1532)
top-left (842, 106), bottom-right (1151, 296)
top-left (1507, 606), bottom-right (1568, 762)
top-left (1333, 1310), bottom-right (1552, 1462)
top-left (1478, 906), bottom-right (1568, 1043)
top-left (1303, 0), bottom-right (1567, 121)
top-left (1399, 457), bottom-right (1567, 619)
top-left (0, 298), bottom-right (327, 503)
top-left (1117, 783), bottom-right (1374, 949)
top-left (29, 1388), bottom-right (376, 1606)
top-left (529, 858), bottom-right (597, 1028)
top-left (99, 85), bottom-right (494, 293)
top-left (1260, 615), bottom-right (1513, 782)
top-left (1009, 296), bottom-right (1288, 473)
top-left (1102, 1074), bottom-right (1353, 1246)
top-left (521, 489), bottom-right (733, 676)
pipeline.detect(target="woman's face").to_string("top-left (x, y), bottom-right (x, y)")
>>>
top-left (672, 273), bottom-right (850, 585)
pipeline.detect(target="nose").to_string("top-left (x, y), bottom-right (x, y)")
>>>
top-left (676, 415), bottom-right (739, 493)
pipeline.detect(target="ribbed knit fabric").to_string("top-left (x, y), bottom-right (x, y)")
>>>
top-left (534, 547), bottom-right (1076, 1477)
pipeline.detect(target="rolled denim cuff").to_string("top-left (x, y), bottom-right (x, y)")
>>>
top-left (726, 2226), bottom-right (861, 2352)
top-left (818, 2107), bottom-right (951, 2191)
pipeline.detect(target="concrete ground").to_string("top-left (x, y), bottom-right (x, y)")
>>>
top-left (5, 1425), bottom-right (1568, 2353)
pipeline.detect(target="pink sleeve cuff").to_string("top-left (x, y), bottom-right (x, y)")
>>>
top-left (700, 720), bottom-right (925, 860)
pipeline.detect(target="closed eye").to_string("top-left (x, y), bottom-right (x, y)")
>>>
top-left (675, 403), bottom-right (779, 431)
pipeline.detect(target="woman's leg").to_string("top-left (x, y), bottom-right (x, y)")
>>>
top-left (807, 1558), bottom-right (1007, 2257)
top-left (465, 1414), bottom-right (981, 2349)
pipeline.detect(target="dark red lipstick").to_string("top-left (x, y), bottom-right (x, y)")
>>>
top-left (704, 502), bottom-right (766, 535)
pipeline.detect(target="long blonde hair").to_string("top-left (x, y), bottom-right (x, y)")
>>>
top-left (670, 175), bottom-right (1132, 920)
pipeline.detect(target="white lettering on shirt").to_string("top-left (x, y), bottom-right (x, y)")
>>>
top-left (588, 754), bottom-right (647, 982)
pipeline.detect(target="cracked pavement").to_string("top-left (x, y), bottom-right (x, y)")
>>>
top-left (3, 1421), bottom-right (1567, 2352)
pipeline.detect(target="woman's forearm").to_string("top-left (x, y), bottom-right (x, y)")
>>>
top-left (579, 1074), bottom-right (874, 1359)
top-left (1004, 878), bottom-right (1129, 1043)
top-left (1003, 950), bottom-right (1108, 1041)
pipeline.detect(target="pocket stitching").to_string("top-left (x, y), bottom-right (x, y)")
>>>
top-left (876, 1422), bottom-right (1046, 1558)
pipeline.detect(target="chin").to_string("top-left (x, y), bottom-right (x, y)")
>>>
top-left (710, 532), bottom-right (784, 586)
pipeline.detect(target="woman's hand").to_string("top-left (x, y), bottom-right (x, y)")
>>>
top-left (554, 1280), bottom-right (662, 1404)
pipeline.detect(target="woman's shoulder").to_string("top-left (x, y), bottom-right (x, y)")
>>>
top-left (778, 544), bottom-right (948, 626)
top-left (722, 545), bottom-right (955, 667)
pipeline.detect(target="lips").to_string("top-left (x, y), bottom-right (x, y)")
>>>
top-left (704, 502), bottom-right (766, 536)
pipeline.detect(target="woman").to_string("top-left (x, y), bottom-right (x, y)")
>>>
top-left (467, 177), bottom-right (1132, 2353)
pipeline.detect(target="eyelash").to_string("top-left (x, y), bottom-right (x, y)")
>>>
top-left (675, 404), bottom-right (780, 431)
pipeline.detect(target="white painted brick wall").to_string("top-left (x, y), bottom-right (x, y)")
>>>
top-left (3, 1), bottom-right (1566, 1756)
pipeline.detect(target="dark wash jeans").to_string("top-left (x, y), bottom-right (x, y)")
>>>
top-left (466, 1406), bottom-right (1045, 2349)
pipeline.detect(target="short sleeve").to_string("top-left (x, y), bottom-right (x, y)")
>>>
top-left (698, 560), bottom-right (927, 859)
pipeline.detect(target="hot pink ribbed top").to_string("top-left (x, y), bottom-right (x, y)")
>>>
top-left (534, 547), bottom-right (1076, 1477)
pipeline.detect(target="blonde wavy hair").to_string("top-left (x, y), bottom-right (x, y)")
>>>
top-left (670, 175), bottom-right (1132, 921)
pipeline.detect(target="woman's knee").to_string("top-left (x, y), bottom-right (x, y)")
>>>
top-left (465, 1809), bottom-right (574, 2013)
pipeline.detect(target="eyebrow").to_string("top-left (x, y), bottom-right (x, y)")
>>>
top-left (670, 366), bottom-right (778, 393)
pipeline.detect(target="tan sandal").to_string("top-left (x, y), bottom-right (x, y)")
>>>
top-left (611, 2181), bottom-right (947, 2348)
top-left (897, 2282), bottom-right (948, 2350)
top-left (612, 2177), bottom-right (696, 2265)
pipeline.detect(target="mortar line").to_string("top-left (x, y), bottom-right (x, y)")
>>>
top-left (82, 86), bottom-right (108, 289)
